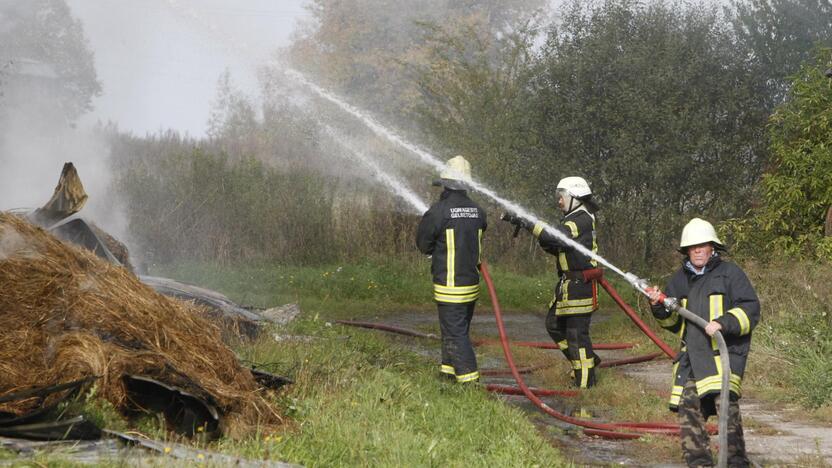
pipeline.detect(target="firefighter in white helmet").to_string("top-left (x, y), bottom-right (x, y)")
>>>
top-left (646, 218), bottom-right (760, 467)
top-left (503, 176), bottom-right (602, 388)
top-left (416, 156), bottom-right (487, 383)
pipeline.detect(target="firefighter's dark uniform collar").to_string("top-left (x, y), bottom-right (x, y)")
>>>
top-left (440, 188), bottom-right (467, 199)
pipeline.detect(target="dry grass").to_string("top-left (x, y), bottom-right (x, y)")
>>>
top-left (0, 212), bottom-right (280, 437)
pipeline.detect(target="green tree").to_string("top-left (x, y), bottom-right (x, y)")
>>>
top-left (413, 0), bottom-right (770, 268)
top-left (412, 18), bottom-right (540, 193)
top-left (725, 50), bottom-right (832, 258)
top-left (527, 0), bottom-right (770, 267)
top-left (0, 0), bottom-right (100, 121)
top-left (207, 70), bottom-right (258, 158)
top-left (288, 0), bottom-right (544, 128)
top-left (731, 0), bottom-right (832, 104)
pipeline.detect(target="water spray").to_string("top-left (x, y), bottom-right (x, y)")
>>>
top-left (286, 68), bottom-right (625, 279)
top-left (152, 6), bottom-right (729, 461)
top-left (286, 69), bottom-right (731, 466)
top-left (320, 126), bottom-right (428, 214)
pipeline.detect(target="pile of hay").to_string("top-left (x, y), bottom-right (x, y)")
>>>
top-left (0, 213), bottom-right (280, 437)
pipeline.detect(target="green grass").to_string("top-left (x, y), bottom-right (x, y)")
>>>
top-left (140, 257), bottom-right (832, 465)
top-left (154, 259), bottom-right (430, 318)
top-left (216, 318), bottom-right (566, 466)
top-left (22, 317), bottom-right (567, 466)
top-left (151, 259), bottom-right (554, 319)
top-left (740, 261), bottom-right (832, 410)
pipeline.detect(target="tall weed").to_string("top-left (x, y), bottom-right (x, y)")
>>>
top-left (743, 260), bottom-right (832, 408)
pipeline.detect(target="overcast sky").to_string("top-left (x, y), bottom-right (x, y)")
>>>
top-left (66, 0), bottom-right (309, 137)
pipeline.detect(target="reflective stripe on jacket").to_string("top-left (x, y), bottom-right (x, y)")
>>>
top-left (651, 255), bottom-right (761, 412)
top-left (531, 208), bottom-right (599, 315)
top-left (416, 189), bottom-right (487, 303)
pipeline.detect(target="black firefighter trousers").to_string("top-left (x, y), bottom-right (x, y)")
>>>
top-left (546, 309), bottom-right (599, 388)
top-left (437, 301), bottom-right (479, 383)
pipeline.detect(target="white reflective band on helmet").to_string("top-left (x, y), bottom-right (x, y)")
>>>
top-left (679, 217), bottom-right (723, 249)
top-left (556, 176), bottom-right (592, 198)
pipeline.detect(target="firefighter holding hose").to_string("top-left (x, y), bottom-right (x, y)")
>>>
top-left (503, 176), bottom-right (602, 388)
top-left (646, 218), bottom-right (760, 467)
top-left (416, 155), bottom-right (487, 384)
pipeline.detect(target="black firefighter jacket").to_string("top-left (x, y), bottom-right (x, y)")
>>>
top-left (651, 254), bottom-right (761, 413)
top-left (530, 208), bottom-right (599, 315)
top-left (416, 189), bottom-right (487, 304)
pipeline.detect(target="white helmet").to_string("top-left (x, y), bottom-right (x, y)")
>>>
top-left (436, 155), bottom-right (472, 190)
top-left (556, 176), bottom-right (598, 214)
top-left (556, 176), bottom-right (592, 198)
top-left (679, 218), bottom-right (724, 251)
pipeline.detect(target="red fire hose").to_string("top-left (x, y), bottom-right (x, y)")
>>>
top-left (598, 278), bottom-right (676, 359)
top-left (335, 320), bottom-right (636, 351)
top-left (485, 384), bottom-right (578, 398)
top-left (473, 339), bottom-right (635, 350)
top-left (481, 351), bottom-right (665, 376)
top-left (333, 320), bottom-right (439, 339)
top-left (480, 362), bottom-right (555, 376)
top-left (480, 261), bottom-right (686, 439)
top-left (598, 352), bottom-right (665, 368)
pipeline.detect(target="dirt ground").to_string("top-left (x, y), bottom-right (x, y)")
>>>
top-left (389, 310), bottom-right (832, 466)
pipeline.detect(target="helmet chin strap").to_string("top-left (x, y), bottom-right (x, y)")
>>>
top-left (564, 195), bottom-right (582, 215)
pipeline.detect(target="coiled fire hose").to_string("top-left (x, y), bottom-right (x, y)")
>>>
top-left (482, 261), bottom-right (729, 466)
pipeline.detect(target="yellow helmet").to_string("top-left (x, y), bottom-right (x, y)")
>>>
top-left (436, 155), bottom-right (472, 190)
top-left (679, 218), bottom-right (724, 251)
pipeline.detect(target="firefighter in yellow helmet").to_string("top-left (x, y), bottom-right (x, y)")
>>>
top-left (646, 218), bottom-right (760, 467)
top-left (416, 156), bottom-right (487, 383)
top-left (503, 176), bottom-right (602, 388)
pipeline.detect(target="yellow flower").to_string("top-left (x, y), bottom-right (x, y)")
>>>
top-left (164, 447), bottom-right (172, 454)
top-left (197, 454), bottom-right (205, 460)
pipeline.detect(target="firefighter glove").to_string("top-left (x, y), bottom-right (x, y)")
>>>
top-left (501, 212), bottom-right (533, 230)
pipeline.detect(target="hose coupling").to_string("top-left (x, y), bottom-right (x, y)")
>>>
top-left (623, 272), bottom-right (648, 291)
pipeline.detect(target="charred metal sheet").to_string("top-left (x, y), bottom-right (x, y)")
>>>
top-left (123, 375), bottom-right (219, 437)
top-left (139, 275), bottom-right (264, 322)
top-left (0, 416), bottom-right (101, 441)
top-left (0, 377), bottom-right (95, 405)
top-left (250, 368), bottom-right (293, 390)
top-left (45, 215), bottom-right (123, 266)
top-left (105, 430), bottom-right (302, 467)
top-left (0, 378), bottom-right (99, 442)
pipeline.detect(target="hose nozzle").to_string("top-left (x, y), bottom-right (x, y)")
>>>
top-left (500, 212), bottom-right (523, 238)
top-left (626, 272), bottom-right (677, 309)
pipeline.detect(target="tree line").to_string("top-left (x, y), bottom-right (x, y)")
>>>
top-left (287, 0), bottom-right (831, 268)
top-left (3, 0), bottom-right (831, 270)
